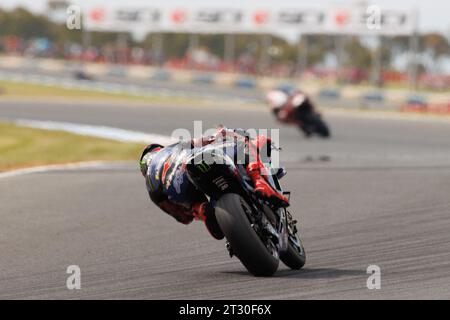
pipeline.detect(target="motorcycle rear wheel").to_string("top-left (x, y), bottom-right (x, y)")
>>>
top-left (298, 114), bottom-right (330, 138)
top-left (310, 115), bottom-right (330, 138)
top-left (215, 193), bottom-right (279, 277)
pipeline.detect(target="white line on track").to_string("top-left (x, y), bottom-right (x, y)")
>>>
top-left (0, 119), bottom-right (175, 178)
top-left (13, 119), bottom-right (176, 145)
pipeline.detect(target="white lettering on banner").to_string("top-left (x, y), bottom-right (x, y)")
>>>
top-left (195, 9), bottom-right (242, 25)
top-left (114, 8), bottom-right (161, 23)
top-left (76, 1), bottom-right (417, 36)
top-left (277, 10), bottom-right (325, 27)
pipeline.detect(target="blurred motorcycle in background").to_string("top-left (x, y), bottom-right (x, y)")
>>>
top-left (266, 89), bottom-right (331, 138)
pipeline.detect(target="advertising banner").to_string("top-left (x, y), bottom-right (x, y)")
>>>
top-left (80, 1), bottom-right (417, 36)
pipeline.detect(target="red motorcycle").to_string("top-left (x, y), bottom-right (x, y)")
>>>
top-left (266, 90), bottom-right (331, 138)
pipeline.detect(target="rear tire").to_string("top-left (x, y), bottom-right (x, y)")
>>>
top-left (215, 193), bottom-right (279, 277)
top-left (311, 116), bottom-right (330, 138)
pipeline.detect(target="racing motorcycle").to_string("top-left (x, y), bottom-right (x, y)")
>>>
top-left (268, 90), bottom-right (331, 138)
top-left (186, 140), bottom-right (306, 277)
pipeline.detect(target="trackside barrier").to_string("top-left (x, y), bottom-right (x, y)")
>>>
top-left (151, 69), bottom-right (172, 81)
top-left (427, 103), bottom-right (450, 114)
top-left (22, 58), bottom-right (39, 69)
top-left (318, 88), bottom-right (341, 99)
top-left (361, 91), bottom-right (385, 103)
top-left (1, 56), bottom-right (449, 109)
top-left (191, 73), bottom-right (215, 84)
top-left (234, 77), bottom-right (256, 89)
top-left (275, 83), bottom-right (296, 93)
top-left (405, 94), bottom-right (427, 106)
top-left (106, 66), bottom-right (127, 77)
top-left (0, 69), bottom-right (260, 103)
top-left (401, 102), bottom-right (450, 114)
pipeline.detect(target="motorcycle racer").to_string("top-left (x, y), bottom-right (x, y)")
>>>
top-left (266, 89), bottom-right (318, 137)
top-left (139, 127), bottom-right (289, 240)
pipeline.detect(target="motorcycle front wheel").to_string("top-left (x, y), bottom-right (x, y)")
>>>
top-left (215, 193), bottom-right (279, 277)
top-left (280, 233), bottom-right (306, 270)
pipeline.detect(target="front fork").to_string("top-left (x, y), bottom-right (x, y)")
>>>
top-left (256, 206), bottom-right (289, 254)
top-left (276, 208), bottom-right (289, 253)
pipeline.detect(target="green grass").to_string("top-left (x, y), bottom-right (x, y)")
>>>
top-left (0, 80), bottom-right (204, 105)
top-left (0, 122), bottom-right (143, 172)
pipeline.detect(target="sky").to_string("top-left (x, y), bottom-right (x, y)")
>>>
top-left (1, 0), bottom-right (449, 34)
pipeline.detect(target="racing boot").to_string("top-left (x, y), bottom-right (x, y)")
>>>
top-left (246, 162), bottom-right (289, 207)
top-left (192, 202), bottom-right (225, 240)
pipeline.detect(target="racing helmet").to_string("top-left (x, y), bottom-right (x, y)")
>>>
top-left (291, 92), bottom-right (306, 107)
top-left (139, 143), bottom-right (164, 176)
top-left (266, 90), bottom-right (289, 109)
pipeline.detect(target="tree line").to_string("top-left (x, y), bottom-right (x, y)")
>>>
top-left (1, 7), bottom-right (449, 75)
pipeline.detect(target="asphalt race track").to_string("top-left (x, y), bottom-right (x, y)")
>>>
top-left (1, 100), bottom-right (450, 299)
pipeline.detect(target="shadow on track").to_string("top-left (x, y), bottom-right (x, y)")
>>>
top-left (222, 267), bottom-right (366, 279)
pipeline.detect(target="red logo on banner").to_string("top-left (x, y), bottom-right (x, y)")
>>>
top-left (334, 10), bottom-right (349, 26)
top-left (253, 11), bottom-right (269, 25)
top-left (89, 8), bottom-right (105, 22)
top-left (171, 10), bottom-right (187, 24)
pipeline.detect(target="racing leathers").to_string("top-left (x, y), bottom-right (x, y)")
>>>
top-left (140, 128), bottom-right (289, 239)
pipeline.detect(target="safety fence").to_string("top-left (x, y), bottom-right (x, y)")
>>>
top-left (0, 55), bottom-right (449, 114)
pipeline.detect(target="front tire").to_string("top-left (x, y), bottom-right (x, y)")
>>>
top-left (280, 240), bottom-right (306, 270)
top-left (215, 193), bottom-right (279, 277)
